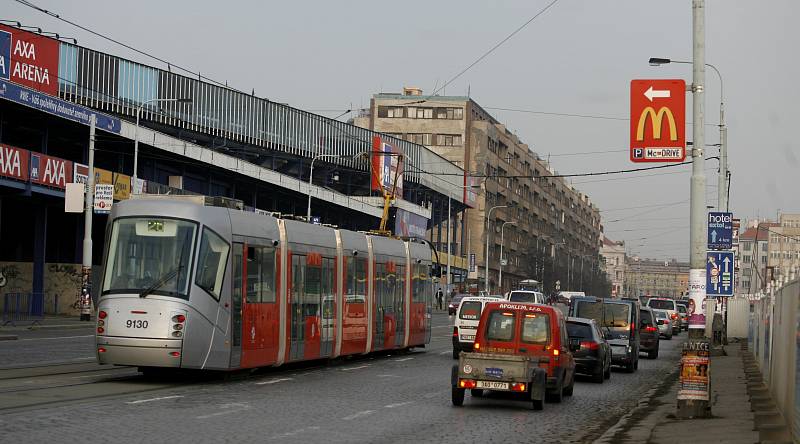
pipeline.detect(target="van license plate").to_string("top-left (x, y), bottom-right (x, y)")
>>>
top-left (476, 381), bottom-right (509, 390)
top-left (460, 335), bottom-right (475, 341)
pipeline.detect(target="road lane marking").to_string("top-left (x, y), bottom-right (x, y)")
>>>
top-left (196, 408), bottom-right (248, 419)
top-left (439, 351), bottom-right (452, 355)
top-left (340, 365), bottom-right (369, 371)
top-left (17, 335), bottom-right (95, 341)
top-left (269, 426), bottom-right (320, 440)
top-left (126, 395), bottom-right (183, 404)
top-left (384, 401), bottom-right (414, 408)
top-left (431, 325), bottom-right (453, 329)
top-left (342, 410), bottom-right (376, 420)
top-left (394, 357), bottom-right (414, 362)
top-left (256, 377), bottom-right (293, 385)
top-left (377, 374), bottom-right (401, 378)
top-left (196, 403), bottom-right (250, 419)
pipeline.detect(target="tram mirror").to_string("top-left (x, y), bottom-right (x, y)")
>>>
top-left (273, 240), bottom-right (279, 247)
top-left (352, 250), bottom-right (359, 256)
top-left (431, 264), bottom-right (442, 277)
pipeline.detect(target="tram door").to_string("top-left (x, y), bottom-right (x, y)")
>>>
top-left (319, 257), bottom-right (334, 358)
top-left (290, 254), bottom-right (324, 361)
top-left (241, 245), bottom-right (278, 368)
top-left (393, 264), bottom-right (405, 347)
top-left (229, 243), bottom-right (244, 368)
top-left (373, 263), bottom-right (386, 351)
top-left (290, 255), bottom-right (304, 361)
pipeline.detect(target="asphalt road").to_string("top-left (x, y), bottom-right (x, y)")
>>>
top-left (0, 311), bottom-right (683, 443)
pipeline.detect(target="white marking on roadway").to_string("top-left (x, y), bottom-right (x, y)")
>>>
top-left (256, 377), bottom-right (293, 385)
top-left (431, 325), bottom-right (452, 329)
top-left (384, 401), bottom-right (414, 409)
top-left (196, 403), bottom-right (250, 419)
top-left (269, 426), bottom-right (320, 440)
top-left (17, 335), bottom-right (95, 341)
top-left (340, 365), bottom-right (369, 371)
top-left (377, 374), bottom-right (401, 378)
top-left (126, 395), bottom-right (183, 404)
top-left (342, 410), bottom-right (376, 420)
top-left (394, 357), bottom-right (414, 362)
top-left (71, 373), bottom-right (113, 379)
top-left (439, 351), bottom-right (452, 355)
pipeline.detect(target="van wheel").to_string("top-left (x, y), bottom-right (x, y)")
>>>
top-left (648, 349), bottom-right (659, 359)
top-left (451, 387), bottom-right (465, 406)
top-left (626, 360), bottom-right (635, 373)
top-left (452, 348), bottom-right (459, 360)
top-left (547, 381), bottom-right (563, 403)
top-left (563, 376), bottom-right (575, 396)
top-left (532, 398), bottom-right (544, 411)
top-left (471, 388), bottom-right (484, 397)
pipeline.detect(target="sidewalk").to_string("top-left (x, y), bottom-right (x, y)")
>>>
top-left (595, 340), bottom-right (759, 444)
top-left (0, 315), bottom-right (94, 338)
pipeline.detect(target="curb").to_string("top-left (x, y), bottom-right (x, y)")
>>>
top-left (0, 334), bottom-right (19, 341)
top-left (591, 362), bottom-right (682, 443)
top-left (0, 323), bottom-right (95, 332)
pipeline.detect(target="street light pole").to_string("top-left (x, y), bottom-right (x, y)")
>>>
top-left (485, 204), bottom-right (508, 294)
top-left (307, 153), bottom-right (344, 221)
top-left (447, 182), bottom-right (483, 295)
top-left (498, 221), bottom-right (516, 292)
top-left (134, 97), bottom-right (192, 192)
top-left (80, 115), bottom-right (96, 321)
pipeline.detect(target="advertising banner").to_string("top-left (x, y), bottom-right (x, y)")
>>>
top-left (0, 79), bottom-right (121, 134)
top-left (113, 172), bottom-right (131, 200)
top-left (30, 152), bottom-right (72, 189)
top-left (94, 167), bottom-right (113, 185)
top-left (678, 341), bottom-right (710, 401)
top-left (0, 24), bottom-right (59, 96)
top-left (688, 268), bottom-right (706, 329)
top-left (394, 208), bottom-right (428, 239)
top-left (0, 143), bottom-right (30, 181)
top-left (371, 135), bottom-right (403, 197)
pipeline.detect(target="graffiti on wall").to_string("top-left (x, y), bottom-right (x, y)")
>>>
top-left (0, 262), bottom-right (86, 315)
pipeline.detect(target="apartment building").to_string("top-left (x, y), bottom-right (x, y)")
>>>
top-left (353, 88), bottom-right (603, 294)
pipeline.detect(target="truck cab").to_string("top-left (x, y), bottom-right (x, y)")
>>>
top-left (452, 302), bottom-right (576, 410)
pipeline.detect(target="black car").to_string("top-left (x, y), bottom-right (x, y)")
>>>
top-left (448, 293), bottom-right (467, 315)
top-left (570, 296), bottom-right (640, 373)
top-left (639, 307), bottom-right (660, 359)
top-left (567, 317), bottom-right (612, 383)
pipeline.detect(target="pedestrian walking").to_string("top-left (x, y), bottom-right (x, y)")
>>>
top-left (436, 288), bottom-right (444, 310)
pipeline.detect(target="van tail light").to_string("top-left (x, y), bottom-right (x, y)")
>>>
top-left (453, 327), bottom-right (458, 337)
top-left (474, 342), bottom-right (480, 350)
top-left (630, 322), bottom-right (636, 333)
top-left (98, 347), bottom-right (107, 353)
top-left (645, 326), bottom-right (658, 332)
top-left (552, 349), bottom-right (559, 356)
top-left (580, 341), bottom-right (599, 350)
top-left (458, 379), bottom-right (476, 389)
top-left (511, 383), bottom-right (526, 392)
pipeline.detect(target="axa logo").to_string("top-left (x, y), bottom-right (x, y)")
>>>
top-left (636, 106), bottom-right (678, 141)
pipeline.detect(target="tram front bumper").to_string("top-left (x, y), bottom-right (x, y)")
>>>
top-left (96, 336), bottom-right (183, 368)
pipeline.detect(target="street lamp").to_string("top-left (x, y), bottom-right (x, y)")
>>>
top-left (498, 221), bottom-right (516, 293)
top-left (134, 97), bottom-right (192, 191)
top-left (485, 202), bottom-right (515, 293)
top-left (649, 57), bottom-right (727, 211)
top-left (306, 152), bottom-right (368, 222)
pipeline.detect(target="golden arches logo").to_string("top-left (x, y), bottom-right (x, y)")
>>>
top-left (636, 107), bottom-right (678, 141)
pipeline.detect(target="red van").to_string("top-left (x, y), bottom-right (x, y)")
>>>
top-left (452, 302), bottom-right (576, 408)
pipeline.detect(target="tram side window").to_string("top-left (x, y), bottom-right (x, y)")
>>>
top-left (345, 256), bottom-right (367, 313)
top-left (412, 264), bottom-right (430, 303)
top-left (246, 245), bottom-right (276, 303)
top-left (195, 227), bottom-right (230, 300)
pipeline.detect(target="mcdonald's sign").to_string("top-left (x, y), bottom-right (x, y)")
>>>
top-left (630, 79), bottom-right (686, 163)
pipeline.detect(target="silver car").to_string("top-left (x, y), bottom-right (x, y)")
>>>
top-left (653, 310), bottom-right (673, 340)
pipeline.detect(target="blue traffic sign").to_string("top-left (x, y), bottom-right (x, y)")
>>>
top-left (706, 250), bottom-right (734, 296)
top-left (707, 212), bottom-right (733, 250)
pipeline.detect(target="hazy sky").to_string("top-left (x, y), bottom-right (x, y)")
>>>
top-left (6, 0), bottom-right (798, 260)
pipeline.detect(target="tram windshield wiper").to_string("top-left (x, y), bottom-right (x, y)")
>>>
top-left (139, 264), bottom-right (184, 298)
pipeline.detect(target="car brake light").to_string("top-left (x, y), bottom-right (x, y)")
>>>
top-left (453, 326), bottom-right (458, 337)
top-left (552, 349), bottom-right (559, 356)
top-left (645, 326), bottom-right (658, 332)
top-left (580, 341), bottom-right (599, 350)
top-left (459, 379), bottom-right (476, 389)
top-left (511, 383), bottom-right (526, 392)
top-left (671, 313), bottom-right (679, 320)
top-left (98, 347), bottom-right (106, 353)
top-left (630, 322), bottom-right (635, 332)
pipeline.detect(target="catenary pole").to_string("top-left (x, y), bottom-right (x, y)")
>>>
top-left (679, 0), bottom-right (710, 419)
top-left (80, 115), bottom-right (96, 321)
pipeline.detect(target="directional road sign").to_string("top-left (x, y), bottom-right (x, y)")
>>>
top-left (630, 79), bottom-right (686, 163)
top-left (706, 250), bottom-right (734, 297)
top-left (707, 212), bottom-right (733, 250)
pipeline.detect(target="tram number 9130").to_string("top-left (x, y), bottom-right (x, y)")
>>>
top-left (126, 320), bottom-right (149, 329)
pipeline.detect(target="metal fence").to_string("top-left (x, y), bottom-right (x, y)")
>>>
top-left (1, 292), bottom-right (45, 326)
top-left (748, 268), bottom-right (800, 441)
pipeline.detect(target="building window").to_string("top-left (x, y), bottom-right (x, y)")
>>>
top-left (383, 106), bottom-right (404, 118)
top-left (743, 242), bottom-right (752, 251)
top-left (762, 256), bottom-right (767, 264)
top-left (435, 107), bottom-right (464, 120)
top-left (762, 243), bottom-right (768, 252)
top-left (407, 133), bottom-right (433, 145)
top-left (437, 134), bottom-right (463, 146)
top-left (742, 255), bottom-right (751, 263)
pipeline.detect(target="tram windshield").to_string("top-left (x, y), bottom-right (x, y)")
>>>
top-left (102, 218), bottom-right (198, 299)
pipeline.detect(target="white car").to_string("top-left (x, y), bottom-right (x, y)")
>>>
top-left (506, 290), bottom-right (546, 304)
top-left (646, 298), bottom-right (681, 335)
top-left (452, 295), bottom-right (502, 359)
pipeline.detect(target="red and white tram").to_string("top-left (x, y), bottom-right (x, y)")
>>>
top-left (95, 196), bottom-right (433, 371)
